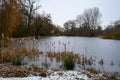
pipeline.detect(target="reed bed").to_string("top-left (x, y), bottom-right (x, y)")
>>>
top-left (46, 51), bottom-right (94, 67)
top-left (0, 46), bottom-right (40, 63)
top-left (44, 41), bottom-right (95, 68)
top-left (0, 38), bottom-right (40, 64)
top-left (0, 39), bottom-right (108, 70)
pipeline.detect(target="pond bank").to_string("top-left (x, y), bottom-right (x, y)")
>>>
top-left (0, 64), bottom-right (119, 80)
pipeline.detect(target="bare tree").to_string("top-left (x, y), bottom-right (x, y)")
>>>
top-left (76, 7), bottom-right (102, 36)
top-left (33, 15), bottom-right (42, 39)
top-left (33, 13), bottom-right (53, 39)
top-left (64, 20), bottom-right (76, 36)
top-left (19, 0), bottom-right (41, 35)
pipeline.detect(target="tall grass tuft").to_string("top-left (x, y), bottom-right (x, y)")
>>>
top-left (12, 54), bottom-right (24, 65)
top-left (99, 58), bottom-right (104, 66)
top-left (63, 55), bottom-right (75, 70)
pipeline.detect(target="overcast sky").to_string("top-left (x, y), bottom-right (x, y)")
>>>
top-left (38, 0), bottom-right (120, 28)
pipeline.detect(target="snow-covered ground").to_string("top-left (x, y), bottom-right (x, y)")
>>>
top-left (0, 71), bottom-right (89, 80)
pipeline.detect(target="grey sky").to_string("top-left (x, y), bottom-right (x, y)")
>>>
top-left (39, 0), bottom-right (120, 28)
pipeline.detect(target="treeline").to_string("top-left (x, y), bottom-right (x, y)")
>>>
top-left (0, 1), bottom-right (119, 40)
top-left (63, 7), bottom-right (102, 37)
top-left (0, 0), bottom-right (61, 39)
top-left (62, 7), bottom-right (120, 40)
top-left (102, 20), bottom-right (120, 40)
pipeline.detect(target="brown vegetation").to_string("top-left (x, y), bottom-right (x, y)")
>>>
top-left (102, 20), bottom-right (120, 40)
top-left (0, 64), bottom-right (47, 77)
top-left (0, 42), bottom-right (40, 64)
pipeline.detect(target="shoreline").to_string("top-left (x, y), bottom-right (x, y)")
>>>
top-left (0, 64), bottom-right (119, 80)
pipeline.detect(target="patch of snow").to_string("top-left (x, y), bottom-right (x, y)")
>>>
top-left (0, 71), bottom-right (89, 80)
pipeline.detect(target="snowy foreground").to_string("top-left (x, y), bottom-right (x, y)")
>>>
top-left (0, 71), bottom-right (89, 80)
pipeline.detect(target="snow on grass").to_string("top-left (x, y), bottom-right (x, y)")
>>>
top-left (0, 71), bottom-right (89, 80)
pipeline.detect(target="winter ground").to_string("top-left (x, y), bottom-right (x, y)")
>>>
top-left (0, 71), bottom-right (89, 80)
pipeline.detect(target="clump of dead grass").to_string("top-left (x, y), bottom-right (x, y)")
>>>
top-left (0, 45), bottom-right (40, 64)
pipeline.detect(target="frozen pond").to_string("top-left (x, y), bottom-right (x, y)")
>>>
top-left (24, 36), bottom-right (120, 73)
